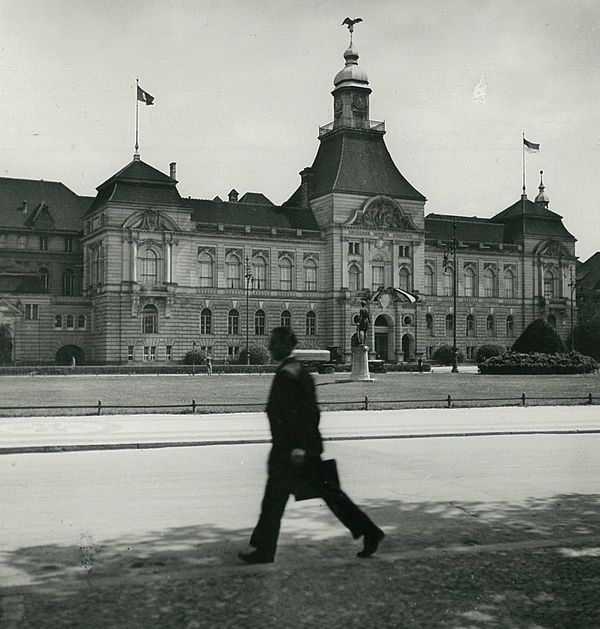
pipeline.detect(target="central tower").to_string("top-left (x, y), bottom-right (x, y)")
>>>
top-left (332, 42), bottom-right (372, 131)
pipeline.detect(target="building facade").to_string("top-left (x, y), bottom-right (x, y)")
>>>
top-left (0, 40), bottom-right (577, 365)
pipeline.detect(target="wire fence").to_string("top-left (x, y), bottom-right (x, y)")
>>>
top-left (0, 392), bottom-right (596, 416)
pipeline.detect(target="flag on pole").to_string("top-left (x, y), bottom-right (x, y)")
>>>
top-left (523, 138), bottom-right (540, 152)
top-left (137, 85), bottom-right (155, 105)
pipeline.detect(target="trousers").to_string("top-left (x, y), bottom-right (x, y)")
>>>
top-left (249, 453), bottom-right (377, 559)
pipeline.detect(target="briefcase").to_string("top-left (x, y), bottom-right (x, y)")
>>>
top-left (294, 458), bottom-right (340, 502)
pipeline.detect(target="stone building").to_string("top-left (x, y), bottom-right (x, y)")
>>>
top-left (0, 39), bottom-right (577, 365)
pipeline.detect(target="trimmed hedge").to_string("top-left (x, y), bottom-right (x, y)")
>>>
top-left (479, 351), bottom-right (599, 375)
top-left (512, 318), bottom-right (565, 354)
top-left (433, 345), bottom-right (465, 366)
top-left (476, 344), bottom-right (503, 363)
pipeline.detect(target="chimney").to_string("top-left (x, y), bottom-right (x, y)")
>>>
top-left (21, 200), bottom-right (28, 214)
top-left (228, 188), bottom-right (239, 203)
top-left (169, 162), bottom-right (177, 180)
top-left (299, 168), bottom-right (314, 208)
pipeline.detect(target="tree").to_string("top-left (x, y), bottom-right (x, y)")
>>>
top-left (433, 344), bottom-right (464, 365)
top-left (512, 318), bottom-right (564, 354)
top-left (476, 344), bottom-right (503, 363)
top-left (573, 317), bottom-right (600, 361)
top-left (239, 345), bottom-right (271, 365)
top-left (182, 350), bottom-right (206, 365)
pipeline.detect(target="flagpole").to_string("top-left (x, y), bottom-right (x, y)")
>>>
top-left (135, 78), bottom-right (140, 158)
top-left (522, 131), bottom-right (526, 197)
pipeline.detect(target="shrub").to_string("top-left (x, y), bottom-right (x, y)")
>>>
top-left (573, 317), bottom-right (600, 361)
top-left (238, 345), bottom-right (271, 365)
top-left (476, 344), bottom-right (503, 363)
top-left (512, 318), bottom-right (565, 354)
top-left (432, 345), bottom-right (464, 365)
top-left (479, 351), bottom-right (598, 375)
top-left (182, 350), bottom-right (206, 365)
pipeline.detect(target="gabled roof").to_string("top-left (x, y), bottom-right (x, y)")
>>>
top-left (0, 177), bottom-right (90, 232)
top-left (238, 192), bottom-right (274, 205)
top-left (188, 198), bottom-right (320, 232)
top-left (87, 159), bottom-right (182, 214)
top-left (492, 197), bottom-right (564, 222)
top-left (577, 251), bottom-right (600, 292)
top-left (425, 214), bottom-right (505, 244)
top-left (286, 128), bottom-right (426, 204)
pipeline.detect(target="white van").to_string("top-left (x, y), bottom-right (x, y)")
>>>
top-left (291, 349), bottom-right (335, 374)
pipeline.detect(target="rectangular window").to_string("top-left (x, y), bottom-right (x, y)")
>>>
top-left (143, 346), bottom-right (157, 361)
top-left (305, 265), bottom-right (317, 291)
top-left (372, 265), bottom-right (384, 291)
top-left (280, 264), bottom-right (292, 290)
top-left (39, 235), bottom-right (48, 251)
top-left (426, 346), bottom-right (434, 360)
top-left (348, 241), bottom-right (360, 255)
top-left (466, 346), bottom-right (476, 360)
top-left (17, 235), bottom-right (27, 249)
top-left (25, 304), bottom-right (39, 320)
top-left (166, 345), bottom-right (172, 361)
top-left (128, 345), bottom-right (134, 361)
top-left (398, 245), bottom-right (410, 258)
top-left (228, 346), bottom-right (239, 361)
top-left (65, 237), bottom-right (73, 253)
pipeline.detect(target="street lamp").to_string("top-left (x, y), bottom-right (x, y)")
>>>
top-left (568, 266), bottom-right (576, 351)
top-left (444, 219), bottom-right (459, 374)
top-left (244, 256), bottom-right (253, 365)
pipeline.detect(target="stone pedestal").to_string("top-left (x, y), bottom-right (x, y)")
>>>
top-left (351, 344), bottom-right (373, 381)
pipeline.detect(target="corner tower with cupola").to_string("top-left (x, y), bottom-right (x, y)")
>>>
top-left (287, 28), bottom-right (427, 362)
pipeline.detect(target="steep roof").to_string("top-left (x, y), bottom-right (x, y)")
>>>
top-left (492, 197), bottom-right (575, 241)
top-left (238, 192), bottom-right (274, 205)
top-left (188, 198), bottom-right (320, 232)
top-left (577, 252), bottom-right (600, 292)
top-left (425, 214), bottom-right (505, 244)
top-left (0, 177), bottom-right (90, 232)
top-left (286, 129), bottom-right (426, 204)
top-left (87, 159), bottom-right (182, 214)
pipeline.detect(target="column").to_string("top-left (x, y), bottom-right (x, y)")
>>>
top-left (165, 243), bottom-right (172, 283)
top-left (131, 239), bottom-right (137, 282)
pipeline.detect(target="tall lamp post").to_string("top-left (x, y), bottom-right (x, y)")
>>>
top-left (244, 256), bottom-right (253, 365)
top-left (444, 219), bottom-right (459, 374)
top-left (568, 266), bottom-right (576, 351)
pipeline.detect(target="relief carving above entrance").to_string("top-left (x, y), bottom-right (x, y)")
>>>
top-left (346, 196), bottom-right (418, 231)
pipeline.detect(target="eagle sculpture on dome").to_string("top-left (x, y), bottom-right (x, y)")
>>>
top-left (342, 17), bottom-right (363, 33)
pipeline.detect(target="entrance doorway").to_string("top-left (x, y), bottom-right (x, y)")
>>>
top-left (402, 333), bottom-right (414, 361)
top-left (55, 345), bottom-right (85, 366)
top-left (0, 325), bottom-right (13, 365)
top-left (374, 315), bottom-right (389, 361)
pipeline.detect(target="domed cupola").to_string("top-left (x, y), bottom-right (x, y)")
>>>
top-left (333, 43), bottom-right (369, 88)
top-left (535, 170), bottom-right (550, 208)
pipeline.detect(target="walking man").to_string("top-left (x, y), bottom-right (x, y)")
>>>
top-left (205, 352), bottom-right (213, 376)
top-left (239, 327), bottom-right (384, 565)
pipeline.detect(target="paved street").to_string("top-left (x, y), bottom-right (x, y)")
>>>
top-left (2, 410), bottom-right (600, 627)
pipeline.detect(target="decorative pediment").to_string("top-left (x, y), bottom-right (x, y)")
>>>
top-left (0, 299), bottom-right (23, 317)
top-left (252, 249), bottom-right (269, 260)
top-left (535, 239), bottom-right (571, 258)
top-left (123, 209), bottom-right (179, 232)
top-left (225, 248), bottom-right (243, 260)
top-left (303, 252), bottom-right (319, 263)
top-left (198, 246), bottom-right (216, 259)
top-left (278, 251), bottom-right (294, 261)
top-left (346, 196), bottom-right (418, 231)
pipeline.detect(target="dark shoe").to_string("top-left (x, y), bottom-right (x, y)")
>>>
top-left (238, 549), bottom-right (274, 565)
top-left (357, 527), bottom-right (385, 558)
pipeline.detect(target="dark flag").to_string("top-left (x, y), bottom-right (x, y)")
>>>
top-left (137, 85), bottom-right (155, 105)
top-left (523, 138), bottom-right (540, 152)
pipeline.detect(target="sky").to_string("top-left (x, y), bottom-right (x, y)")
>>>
top-left (1, 0), bottom-right (599, 261)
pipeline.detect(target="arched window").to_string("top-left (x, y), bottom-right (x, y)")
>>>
top-left (548, 313), bottom-right (557, 330)
top-left (484, 268), bottom-right (496, 298)
top-left (255, 309), bottom-right (266, 336)
top-left (54, 314), bottom-right (62, 329)
top-left (139, 249), bottom-right (159, 286)
top-left (398, 267), bottom-right (411, 292)
top-left (200, 308), bottom-right (212, 335)
top-left (279, 257), bottom-right (293, 291)
top-left (464, 267), bottom-right (476, 297)
top-left (63, 269), bottom-right (75, 296)
top-left (486, 314), bottom-right (495, 336)
top-left (198, 252), bottom-right (214, 288)
top-left (253, 257), bottom-right (267, 290)
top-left (142, 304), bottom-right (158, 334)
top-left (227, 309), bottom-right (239, 335)
top-left (424, 265), bottom-right (434, 295)
top-left (39, 267), bottom-right (50, 292)
top-left (506, 315), bottom-right (515, 337)
top-left (281, 310), bottom-right (291, 328)
top-left (443, 268), bottom-right (453, 296)
top-left (66, 314), bottom-right (74, 329)
top-left (372, 265), bottom-right (385, 292)
top-left (349, 264), bottom-right (361, 292)
top-left (77, 315), bottom-right (86, 329)
top-left (504, 268), bottom-right (516, 298)
top-left (304, 259), bottom-right (317, 291)
top-left (306, 311), bottom-right (317, 336)
top-left (425, 313), bottom-right (434, 337)
top-left (466, 314), bottom-right (476, 337)
top-left (226, 255), bottom-right (241, 289)
top-left (543, 269), bottom-right (556, 300)
top-left (445, 313), bottom-right (454, 334)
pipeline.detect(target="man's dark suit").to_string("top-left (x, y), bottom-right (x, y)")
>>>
top-left (249, 356), bottom-right (379, 560)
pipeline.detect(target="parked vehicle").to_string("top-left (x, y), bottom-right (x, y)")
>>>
top-left (291, 349), bottom-right (336, 374)
top-left (368, 359), bottom-right (388, 373)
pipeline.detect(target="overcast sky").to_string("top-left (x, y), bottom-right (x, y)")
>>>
top-left (1, 0), bottom-right (599, 261)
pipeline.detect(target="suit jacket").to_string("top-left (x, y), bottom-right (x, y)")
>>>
top-left (266, 356), bottom-right (323, 458)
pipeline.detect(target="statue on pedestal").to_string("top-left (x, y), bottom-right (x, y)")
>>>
top-left (355, 301), bottom-right (371, 345)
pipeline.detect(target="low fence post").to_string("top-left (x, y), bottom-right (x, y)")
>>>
top-left (447, 394), bottom-right (451, 408)
top-left (588, 392), bottom-right (593, 405)
top-left (364, 395), bottom-right (369, 410)
top-left (192, 399), bottom-right (196, 413)
top-left (521, 393), bottom-right (526, 406)
top-left (97, 400), bottom-right (102, 415)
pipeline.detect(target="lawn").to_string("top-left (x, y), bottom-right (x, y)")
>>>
top-left (0, 372), bottom-right (598, 416)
